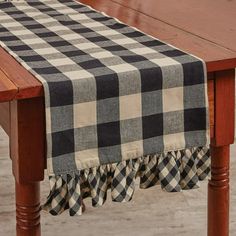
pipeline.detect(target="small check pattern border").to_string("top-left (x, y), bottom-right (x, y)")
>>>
top-left (43, 147), bottom-right (210, 216)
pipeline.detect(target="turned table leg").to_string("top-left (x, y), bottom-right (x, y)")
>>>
top-left (207, 69), bottom-right (235, 236)
top-left (15, 181), bottom-right (41, 236)
top-left (10, 97), bottom-right (45, 236)
top-left (208, 145), bottom-right (230, 236)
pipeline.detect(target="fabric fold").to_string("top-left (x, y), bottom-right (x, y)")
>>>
top-left (43, 146), bottom-right (210, 216)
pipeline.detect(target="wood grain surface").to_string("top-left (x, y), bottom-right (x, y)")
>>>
top-left (0, 48), bottom-right (43, 100)
top-left (112, 0), bottom-right (236, 51)
top-left (0, 69), bottom-right (17, 102)
top-left (79, 0), bottom-right (236, 71)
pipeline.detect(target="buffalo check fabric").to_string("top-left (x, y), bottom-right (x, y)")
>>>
top-left (0, 0), bottom-right (210, 216)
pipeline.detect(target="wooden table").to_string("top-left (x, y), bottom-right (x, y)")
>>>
top-left (0, 0), bottom-right (235, 235)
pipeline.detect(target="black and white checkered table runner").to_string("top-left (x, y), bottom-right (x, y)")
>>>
top-left (0, 0), bottom-right (210, 216)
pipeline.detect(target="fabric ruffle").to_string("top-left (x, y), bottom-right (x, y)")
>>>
top-left (42, 146), bottom-right (210, 216)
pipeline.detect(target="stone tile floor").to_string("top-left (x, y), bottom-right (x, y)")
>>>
top-left (0, 127), bottom-right (235, 236)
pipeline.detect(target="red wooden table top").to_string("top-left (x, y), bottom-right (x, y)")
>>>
top-left (0, 0), bottom-right (236, 103)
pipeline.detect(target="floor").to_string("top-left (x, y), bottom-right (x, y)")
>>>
top-left (0, 127), bottom-right (236, 236)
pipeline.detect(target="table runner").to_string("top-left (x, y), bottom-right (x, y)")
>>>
top-left (0, 0), bottom-right (210, 216)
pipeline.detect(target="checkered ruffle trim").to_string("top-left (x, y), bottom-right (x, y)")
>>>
top-left (42, 146), bottom-right (210, 216)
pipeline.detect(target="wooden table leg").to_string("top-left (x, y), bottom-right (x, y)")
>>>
top-left (208, 145), bottom-right (230, 236)
top-left (10, 97), bottom-right (45, 236)
top-left (208, 69), bottom-right (235, 236)
top-left (15, 181), bottom-right (41, 236)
